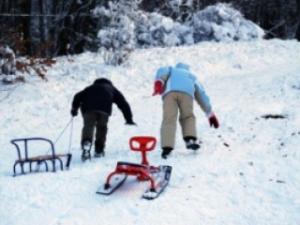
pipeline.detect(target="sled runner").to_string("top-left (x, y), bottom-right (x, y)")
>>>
top-left (96, 136), bottom-right (172, 200)
top-left (11, 137), bottom-right (72, 176)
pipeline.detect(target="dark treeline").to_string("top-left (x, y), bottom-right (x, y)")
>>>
top-left (0, 0), bottom-right (299, 57)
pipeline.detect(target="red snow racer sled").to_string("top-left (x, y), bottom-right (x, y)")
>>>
top-left (96, 136), bottom-right (172, 200)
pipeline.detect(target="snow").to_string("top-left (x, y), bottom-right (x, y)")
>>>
top-left (0, 45), bottom-right (16, 78)
top-left (1, 39), bottom-right (300, 225)
top-left (192, 3), bottom-right (264, 42)
top-left (95, 3), bottom-right (263, 54)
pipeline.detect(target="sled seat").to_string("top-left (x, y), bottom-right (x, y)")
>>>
top-left (117, 161), bottom-right (147, 169)
top-left (11, 137), bottom-right (72, 176)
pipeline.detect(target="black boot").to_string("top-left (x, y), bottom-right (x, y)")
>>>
top-left (94, 141), bottom-right (105, 158)
top-left (94, 150), bottom-right (105, 158)
top-left (184, 136), bottom-right (200, 150)
top-left (81, 140), bottom-right (92, 161)
top-left (161, 147), bottom-right (173, 159)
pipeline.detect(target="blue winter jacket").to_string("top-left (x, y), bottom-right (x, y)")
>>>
top-left (155, 63), bottom-right (212, 115)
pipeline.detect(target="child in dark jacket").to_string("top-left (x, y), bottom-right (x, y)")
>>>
top-left (71, 78), bottom-right (136, 160)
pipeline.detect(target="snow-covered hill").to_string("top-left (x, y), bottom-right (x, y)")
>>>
top-left (1, 39), bottom-right (300, 225)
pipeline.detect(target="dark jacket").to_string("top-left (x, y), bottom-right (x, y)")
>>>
top-left (72, 78), bottom-right (133, 123)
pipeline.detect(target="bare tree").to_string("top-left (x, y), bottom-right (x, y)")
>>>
top-left (1, 0), bottom-right (300, 57)
top-left (296, 0), bottom-right (300, 40)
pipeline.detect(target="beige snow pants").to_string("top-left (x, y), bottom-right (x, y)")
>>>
top-left (161, 92), bottom-right (196, 148)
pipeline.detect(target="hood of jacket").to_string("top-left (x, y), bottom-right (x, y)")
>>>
top-left (93, 78), bottom-right (113, 86)
top-left (175, 62), bottom-right (190, 71)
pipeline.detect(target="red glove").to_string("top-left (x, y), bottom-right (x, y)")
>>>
top-left (152, 80), bottom-right (164, 96)
top-left (208, 112), bottom-right (219, 128)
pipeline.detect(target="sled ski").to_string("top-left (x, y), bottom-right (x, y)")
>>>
top-left (96, 136), bottom-right (172, 199)
top-left (142, 165), bottom-right (172, 200)
top-left (96, 174), bottom-right (128, 195)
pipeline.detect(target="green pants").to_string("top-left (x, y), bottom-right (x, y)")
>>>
top-left (161, 92), bottom-right (196, 148)
top-left (81, 111), bottom-right (109, 153)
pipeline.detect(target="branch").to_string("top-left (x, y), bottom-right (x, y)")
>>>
top-left (264, 20), bottom-right (286, 37)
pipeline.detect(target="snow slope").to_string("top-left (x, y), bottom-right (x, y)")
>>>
top-left (1, 39), bottom-right (300, 225)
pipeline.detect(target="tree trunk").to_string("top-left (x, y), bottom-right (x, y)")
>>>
top-left (296, 0), bottom-right (300, 40)
top-left (29, 0), bottom-right (41, 55)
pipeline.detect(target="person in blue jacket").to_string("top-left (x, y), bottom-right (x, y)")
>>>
top-left (153, 62), bottom-right (219, 159)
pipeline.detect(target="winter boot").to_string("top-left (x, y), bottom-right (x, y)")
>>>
top-left (81, 150), bottom-right (91, 161)
top-left (161, 147), bottom-right (173, 159)
top-left (94, 141), bottom-right (105, 158)
top-left (184, 136), bottom-right (200, 150)
top-left (94, 150), bottom-right (105, 158)
top-left (81, 140), bottom-right (92, 161)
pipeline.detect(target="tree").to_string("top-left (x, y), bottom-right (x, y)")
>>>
top-left (296, 0), bottom-right (300, 40)
top-left (0, 0), bottom-right (300, 57)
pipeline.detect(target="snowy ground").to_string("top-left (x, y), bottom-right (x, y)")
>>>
top-left (1, 39), bottom-right (300, 225)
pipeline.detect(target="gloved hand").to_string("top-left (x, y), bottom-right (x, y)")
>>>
top-left (152, 80), bottom-right (164, 96)
top-left (125, 120), bottom-right (137, 126)
top-left (71, 108), bottom-right (78, 117)
top-left (208, 112), bottom-right (219, 128)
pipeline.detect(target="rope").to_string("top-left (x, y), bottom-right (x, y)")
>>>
top-left (53, 118), bottom-right (74, 145)
top-left (67, 118), bottom-right (74, 154)
top-left (45, 117), bottom-right (74, 155)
